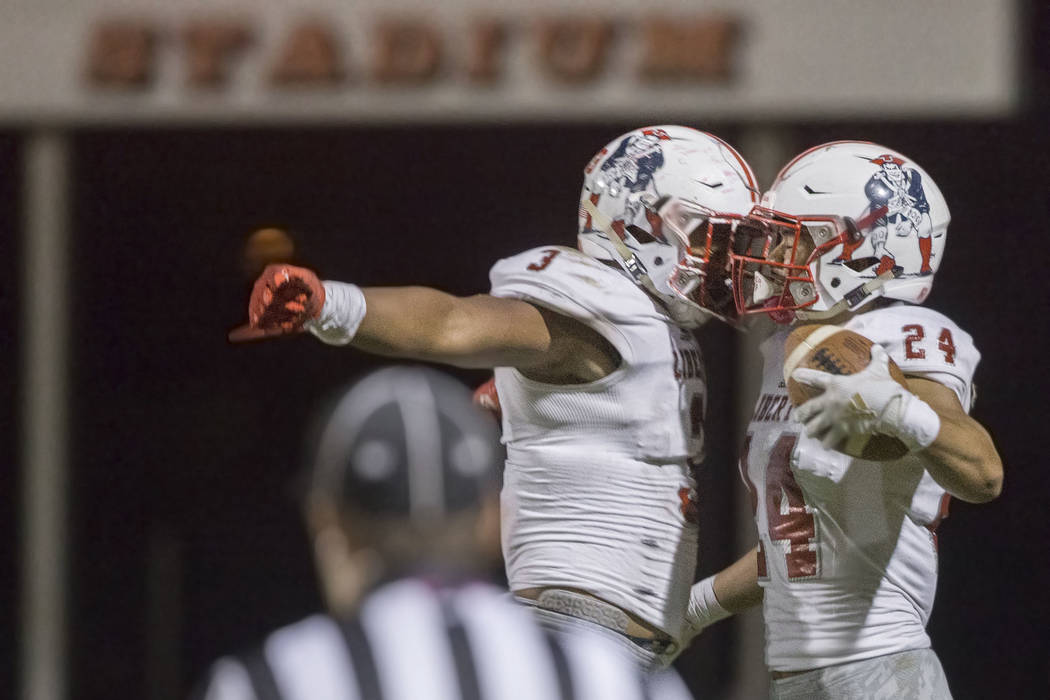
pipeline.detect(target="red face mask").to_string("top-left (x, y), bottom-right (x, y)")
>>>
top-left (729, 208), bottom-right (861, 323)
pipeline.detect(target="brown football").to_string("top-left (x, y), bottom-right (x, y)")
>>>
top-left (783, 324), bottom-right (911, 461)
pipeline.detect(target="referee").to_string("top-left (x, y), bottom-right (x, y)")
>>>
top-left (194, 366), bottom-right (692, 700)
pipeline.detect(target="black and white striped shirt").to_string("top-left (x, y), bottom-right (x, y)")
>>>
top-left (196, 578), bottom-right (691, 700)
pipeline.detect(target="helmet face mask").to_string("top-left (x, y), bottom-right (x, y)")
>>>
top-left (731, 209), bottom-right (859, 323)
top-left (663, 199), bottom-right (740, 324)
top-left (578, 125), bottom-right (759, 327)
top-left (728, 141), bottom-right (950, 324)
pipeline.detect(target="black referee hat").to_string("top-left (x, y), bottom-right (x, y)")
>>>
top-left (306, 366), bottom-right (502, 522)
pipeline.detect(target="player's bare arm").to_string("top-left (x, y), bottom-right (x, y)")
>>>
top-left (906, 376), bottom-right (1003, 503)
top-left (712, 546), bottom-right (764, 612)
top-left (350, 287), bottom-right (553, 368)
top-left (230, 264), bottom-right (620, 383)
top-left (354, 287), bottom-right (619, 381)
top-left (683, 546), bottom-right (763, 643)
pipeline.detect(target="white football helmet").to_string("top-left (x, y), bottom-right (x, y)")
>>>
top-left (730, 141), bottom-right (949, 323)
top-left (577, 125), bottom-right (759, 327)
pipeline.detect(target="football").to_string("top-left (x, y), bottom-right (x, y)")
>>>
top-left (783, 324), bottom-right (911, 461)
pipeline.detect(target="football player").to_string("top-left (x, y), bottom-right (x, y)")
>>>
top-left (230, 125), bottom-right (761, 669)
top-left (682, 141), bottom-right (1003, 699)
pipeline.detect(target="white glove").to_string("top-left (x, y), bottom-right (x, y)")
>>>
top-left (791, 344), bottom-right (940, 453)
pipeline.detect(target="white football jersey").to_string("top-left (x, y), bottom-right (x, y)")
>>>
top-left (742, 304), bottom-right (978, 671)
top-left (489, 246), bottom-right (705, 639)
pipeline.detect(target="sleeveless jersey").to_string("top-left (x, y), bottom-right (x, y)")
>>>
top-left (741, 304), bottom-right (978, 671)
top-left (489, 246), bottom-right (705, 639)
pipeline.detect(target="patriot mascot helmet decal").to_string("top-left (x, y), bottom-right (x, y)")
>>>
top-left (729, 141), bottom-right (949, 322)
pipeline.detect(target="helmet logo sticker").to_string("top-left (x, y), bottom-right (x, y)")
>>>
top-left (588, 128), bottom-right (672, 243)
top-left (836, 154), bottom-right (935, 277)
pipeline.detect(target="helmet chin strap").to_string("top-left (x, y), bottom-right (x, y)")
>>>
top-left (580, 197), bottom-right (708, 328)
top-left (580, 197), bottom-right (661, 296)
top-left (795, 269), bottom-right (897, 321)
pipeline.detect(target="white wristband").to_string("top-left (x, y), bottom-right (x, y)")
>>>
top-left (892, 393), bottom-right (941, 452)
top-left (304, 281), bottom-right (367, 346)
top-left (684, 574), bottom-right (730, 640)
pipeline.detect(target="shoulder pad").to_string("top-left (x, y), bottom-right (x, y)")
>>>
top-left (489, 246), bottom-right (661, 324)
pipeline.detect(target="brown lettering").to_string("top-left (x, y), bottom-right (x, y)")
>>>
top-left (271, 21), bottom-right (346, 85)
top-left (182, 21), bottom-right (253, 87)
top-left (466, 19), bottom-right (505, 83)
top-left (638, 17), bottom-right (738, 81)
top-left (753, 394), bottom-right (772, 422)
top-left (535, 18), bottom-right (612, 82)
top-left (752, 393), bottom-right (792, 422)
top-left (84, 13), bottom-right (743, 94)
top-left (85, 21), bottom-right (157, 87)
top-left (373, 19), bottom-right (442, 83)
top-left (771, 395), bottom-right (791, 422)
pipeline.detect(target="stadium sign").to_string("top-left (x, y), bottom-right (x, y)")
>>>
top-left (84, 16), bottom-right (739, 89)
top-left (0, 0), bottom-right (1020, 124)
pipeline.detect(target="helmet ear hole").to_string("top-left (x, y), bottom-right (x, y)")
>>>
top-left (843, 256), bottom-right (879, 272)
top-left (626, 225), bottom-right (657, 244)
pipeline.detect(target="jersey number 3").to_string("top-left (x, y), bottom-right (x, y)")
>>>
top-left (526, 248), bottom-right (561, 271)
top-left (740, 434), bottom-right (820, 580)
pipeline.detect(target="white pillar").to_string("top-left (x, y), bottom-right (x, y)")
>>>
top-left (21, 130), bottom-right (71, 700)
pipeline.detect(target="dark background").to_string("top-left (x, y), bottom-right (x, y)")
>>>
top-left (2, 133), bottom-right (23, 700)
top-left (4, 2), bottom-right (1049, 696)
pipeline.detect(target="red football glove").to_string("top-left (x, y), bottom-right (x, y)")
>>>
top-left (472, 376), bottom-right (502, 420)
top-left (229, 263), bottom-right (325, 342)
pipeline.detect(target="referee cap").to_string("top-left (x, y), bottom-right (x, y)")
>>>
top-left (307, 366), bottom-right (502, 523)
